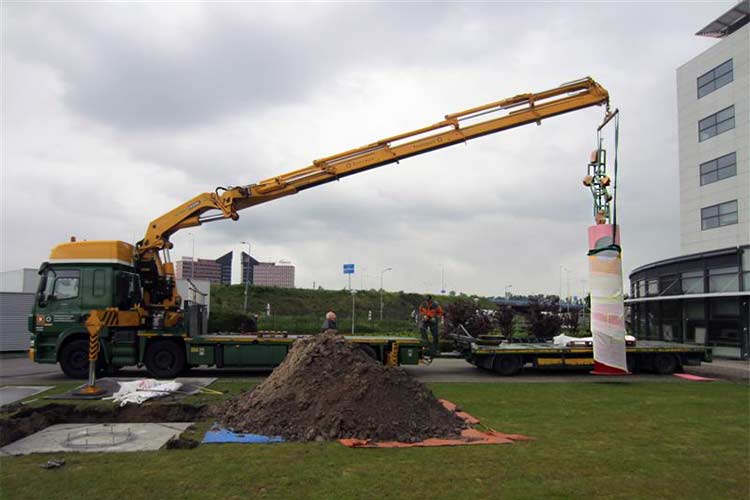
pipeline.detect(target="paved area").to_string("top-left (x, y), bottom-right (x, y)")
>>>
top-left (0, 386), bottom-right (54, 406)
top-left (0, 423), bottom-right (193, 456)
top-left (2, 353), bottom-right (747, 385)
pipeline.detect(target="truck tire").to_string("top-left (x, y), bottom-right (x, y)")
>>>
top-left (493, 355), bottom-right (522, 376)
top-left (145, 340), bottom-right (186, 379)
top-left (59, 339), bottom-right (89, 379)
top-left (653, 354), bottom-right (678, 375)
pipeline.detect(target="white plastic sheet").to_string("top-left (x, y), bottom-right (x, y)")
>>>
top-left (107, 379), bottom-right (183, 406)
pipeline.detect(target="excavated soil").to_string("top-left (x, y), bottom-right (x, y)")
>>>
top-left (219, 332), bottom-right (466, 442)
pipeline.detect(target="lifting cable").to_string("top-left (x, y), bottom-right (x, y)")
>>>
top-left (611, 111), bottom-right (620, 248)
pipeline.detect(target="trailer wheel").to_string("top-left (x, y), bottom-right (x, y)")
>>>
top-left (145, 340), bottom-right (186, 379)
top-left (59, 339), bottom-right (90, 379)
top-left (493, 355), bottom-right (522, 376)
top-left (653, 354), bottom-right (678, 375)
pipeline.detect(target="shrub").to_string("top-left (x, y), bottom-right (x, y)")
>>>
top-left (562, 310), bottom-right (581, 333)
top-left (444, 298), bottom-right (494, 338)
top-left (526, 301), bottom-right (562, 340)
top-left (495, 305), bottom-right (515, 338)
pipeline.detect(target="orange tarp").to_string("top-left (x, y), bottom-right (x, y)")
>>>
top-left (338, 399), bottom-right (532, 449)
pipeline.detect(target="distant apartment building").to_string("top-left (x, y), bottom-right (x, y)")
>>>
top-left (176, 257), bottom-right (222, 284)
top-left (215, 251), bottom-right (233, 285)
top-left (252, 262), bottom-right (295, 288)
top-left (628, 1), bottom-right (749, 359)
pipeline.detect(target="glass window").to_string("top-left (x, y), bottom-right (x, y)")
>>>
top-left (709, 266), bottom-right (739, 292)
top-left (700, 152), bottom-right (736, 186)
top-left (697, 59), bottom-right (733, 98)
top-left (682, 270), bottom-right (704, 294)
top-left (52, 270), bottom-right (80, 300)
top-left (647, 303), bottom-right (660, 340)
top-left (685, 300), bottom-right (705, 320)
top-left (699, 106), bottom-right (735, 141)
top-left (659, 275), bottom-right (680, 296)
top-left (638, 280), bottom-right (646, 298)
top-left (710, 298), bottom-right (739, 318)
top-left (707, 325), bottom-right (740, 348)
top-left (636, 303), bottom-right (647, 337)
top-left (702, 200), bottom-right (738, 230)
top-left (93, 270), bottom-right (106, 297)
top-left (647, 279), bottom-right (658, 296)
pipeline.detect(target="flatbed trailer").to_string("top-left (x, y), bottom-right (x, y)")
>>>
top-left (462, 339), bottom-right (712, 376)
top-left (31, 321), bottom-right (425, 378)
top-left (180, 333), bottom-right (423, 371)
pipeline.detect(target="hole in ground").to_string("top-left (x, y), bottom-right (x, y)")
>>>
top-left (0, 403), bottom-right (210, 448)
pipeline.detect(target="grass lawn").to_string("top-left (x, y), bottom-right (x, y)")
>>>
top-left (1, 381), bottom-right (748, 500)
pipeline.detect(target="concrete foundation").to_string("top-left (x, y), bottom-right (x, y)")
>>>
top-left (0, 422), bottom-right (193, 455)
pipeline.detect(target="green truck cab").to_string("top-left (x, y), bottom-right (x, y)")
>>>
top-left (29, 241), bottom-right (423, 379)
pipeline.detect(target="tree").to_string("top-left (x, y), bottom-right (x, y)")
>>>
top-left (562, 310), bottom-right (580, 333)
top-left (526, 300), bottom-right (562, 340)
top-left (495, 305), bottom-right (515, 339)
top-left (444, 298), bottom-right (493, 338)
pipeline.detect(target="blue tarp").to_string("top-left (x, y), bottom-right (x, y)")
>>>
top-left (202, 424), bottom-right (284, 444)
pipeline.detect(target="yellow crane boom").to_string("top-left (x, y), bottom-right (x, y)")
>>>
top-left (136, 77), bottom-right (610, 308)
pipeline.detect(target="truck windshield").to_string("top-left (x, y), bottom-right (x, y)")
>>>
top-left (51, 270), bottom-right (80, 300)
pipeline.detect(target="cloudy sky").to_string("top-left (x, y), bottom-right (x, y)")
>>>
top-left (1, 1), bottom-right (733, 296)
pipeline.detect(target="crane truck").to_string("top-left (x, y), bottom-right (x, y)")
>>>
top-left (26, 77), bottom-right (711, 382)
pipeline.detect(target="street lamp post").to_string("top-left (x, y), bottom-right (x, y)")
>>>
top-left (188, 232), bottom-right (195, 280)
top-left (379, 267), bottom-right (392, 321)
top-left (559, 265), bottom-right (568, 313)
top-left (241, 241), bottom-right (251, 313)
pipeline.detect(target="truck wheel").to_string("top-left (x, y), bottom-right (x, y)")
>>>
top-left (145, 340), bottom-right (186, 379)
top-left (59, 339), bottom-right (89, 379)
top-left (653, 354), bottom-right (678, 375)
top-left (493, 355), bottom-right (522, 376)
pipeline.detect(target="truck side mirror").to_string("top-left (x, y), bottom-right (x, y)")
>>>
top-left (36, 275), bottom-right (48, 308)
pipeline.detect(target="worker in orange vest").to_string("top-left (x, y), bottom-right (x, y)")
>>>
top-left (419, 295), bottom-right (444, 355)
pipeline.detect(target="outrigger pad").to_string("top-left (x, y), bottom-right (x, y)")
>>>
top-left (45, 377), bottom-right (218, 401)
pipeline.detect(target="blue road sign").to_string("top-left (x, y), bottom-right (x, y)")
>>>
top-left (343, 264), bottom-right (355, 274)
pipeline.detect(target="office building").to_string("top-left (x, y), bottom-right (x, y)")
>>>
top-left (176, 257), bottom-right (223, 284)
top-left (252, 262), bottom-right (295, 288)
top-left (241, 251), bottom-right (260, 284)
top-left (215, 251), bottom-right (233, 285)
top-left (628, 1), bottom-right (749, 359)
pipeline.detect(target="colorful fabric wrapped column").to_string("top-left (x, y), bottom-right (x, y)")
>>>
top-left (588, 224), bottom-right (628, 375)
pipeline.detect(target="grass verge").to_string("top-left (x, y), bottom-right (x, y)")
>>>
top-left (1, 381), bottom-right (748, 500)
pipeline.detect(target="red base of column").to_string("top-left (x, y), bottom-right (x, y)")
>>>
top-left (590, 361), bottom-right (630, 376)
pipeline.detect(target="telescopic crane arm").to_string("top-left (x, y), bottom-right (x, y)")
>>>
top-left (137, 77), bottom-right (609, 258)
top-left (135, 77), bottom-right (610, 310)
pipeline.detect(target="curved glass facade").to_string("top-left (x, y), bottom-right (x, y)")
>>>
top-left (627, 245), bottom-right (750, 359)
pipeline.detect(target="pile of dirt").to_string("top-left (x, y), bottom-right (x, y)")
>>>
top-left (219, 332), bottom-right (467, 442)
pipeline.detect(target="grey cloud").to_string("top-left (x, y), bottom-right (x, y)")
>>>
top-left (2, 1), bottom-right (734, 295)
